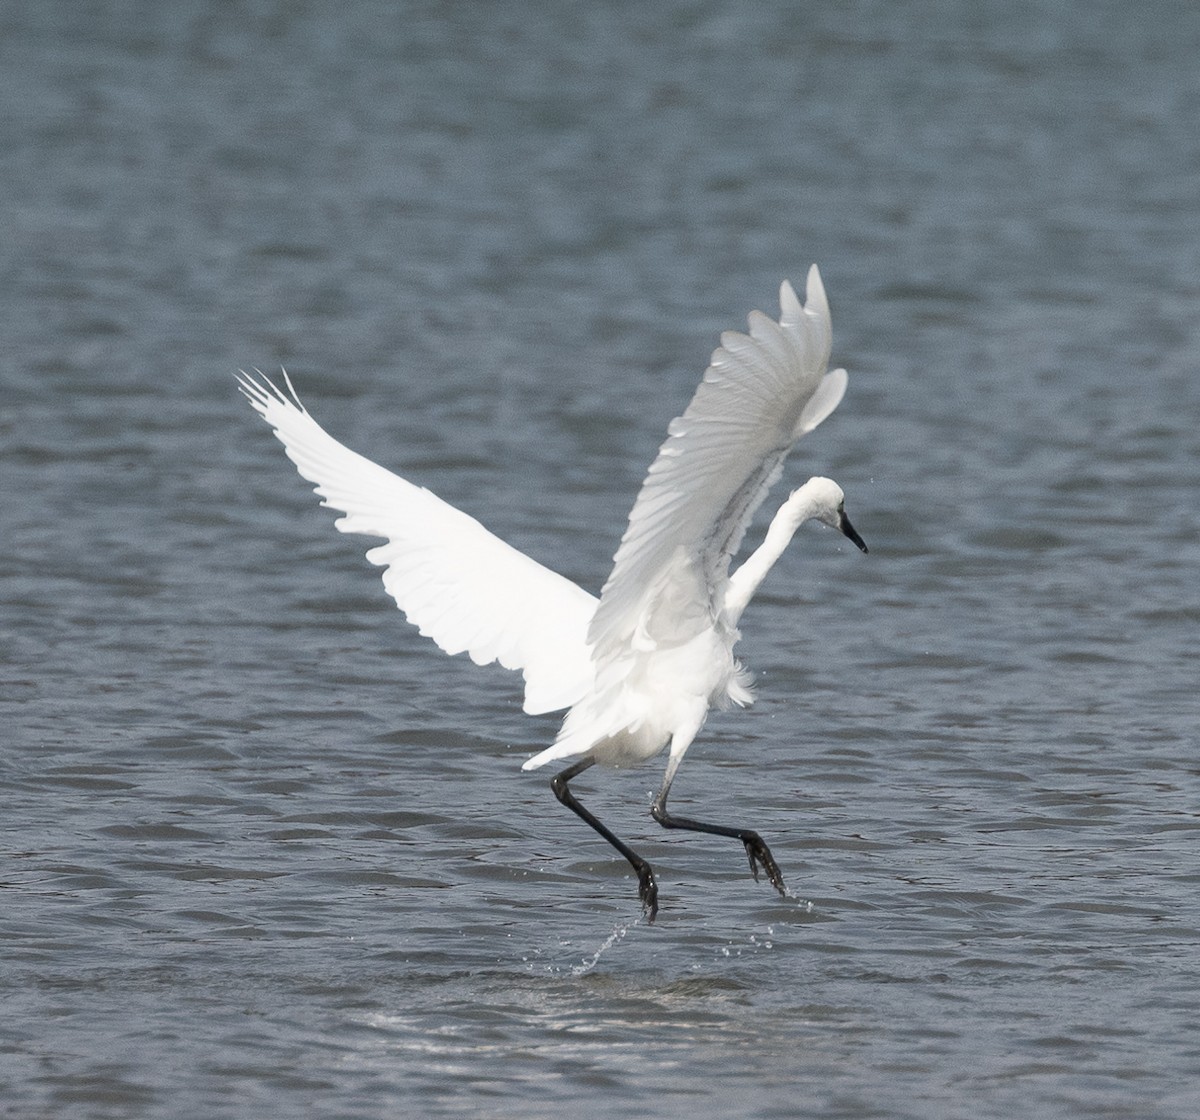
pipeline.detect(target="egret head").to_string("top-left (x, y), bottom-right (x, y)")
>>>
top-left (791, 476), bottom-right (868, 553)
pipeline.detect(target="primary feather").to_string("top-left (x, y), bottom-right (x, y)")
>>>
top-left (587, 267), bottom-right (844, 664)
top-left (237, 371), bottom-right (597, 715)
top-left (524, 265), bottom-right (847, 770)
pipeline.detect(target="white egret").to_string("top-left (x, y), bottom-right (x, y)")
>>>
top-left (238, 265), bottom-right (866, 921)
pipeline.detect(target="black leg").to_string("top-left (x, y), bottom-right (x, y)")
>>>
top-left (551, 758), bottom-right (660, 922)
top-left (651, 785), bottom-right (787, 897)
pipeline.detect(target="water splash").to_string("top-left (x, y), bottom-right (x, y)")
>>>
top-left (718, 925), bottom-right (780, 958)
top-left (569, 918), bottom-right (640, 976)
top-left (781, 889), bottom-right (816, 912)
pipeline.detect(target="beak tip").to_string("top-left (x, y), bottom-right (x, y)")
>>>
top-left (838, 512), bottom-right (868, 554)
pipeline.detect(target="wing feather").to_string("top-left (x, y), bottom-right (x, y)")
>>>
top-left (588, 265), bottom-right (845, 660)
top-left (238, 371), bottom-right (596, 715)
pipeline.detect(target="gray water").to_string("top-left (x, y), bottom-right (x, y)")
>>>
top-left (3, 2), bottom-right (1200, 1117)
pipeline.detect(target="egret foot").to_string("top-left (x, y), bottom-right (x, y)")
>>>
top-left (638, 864), bottom-right (659, 923)
top-left (652, 791), bottom-right (789, 900)
top-left (742, 832), bottom-right (787, 895)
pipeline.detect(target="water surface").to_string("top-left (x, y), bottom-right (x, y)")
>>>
top-left (3, 2), bottom-right (1200, 1117)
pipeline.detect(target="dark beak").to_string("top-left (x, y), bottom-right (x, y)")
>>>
top-left (838, 512), bottom-right (868, 554)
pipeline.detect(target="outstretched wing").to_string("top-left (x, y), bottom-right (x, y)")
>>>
top-left (238, 372), bottom-right (597, 715)
top-left (588, 265), bottom-right (847, 660)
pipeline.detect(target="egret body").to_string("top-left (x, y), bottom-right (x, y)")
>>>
top-left (239, 266), bottom-right (866, 921)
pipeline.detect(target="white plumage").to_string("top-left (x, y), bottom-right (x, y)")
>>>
top-left (237, 370), bottom-right (598, 715)
top-left (239, 265), bottom-right (867, 921)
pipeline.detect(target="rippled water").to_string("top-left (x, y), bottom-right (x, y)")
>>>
top-left (4, 2), bottom-right (1200, 1117)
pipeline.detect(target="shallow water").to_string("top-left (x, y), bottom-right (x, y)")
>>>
top-left (3, 2), bottom-right (1200, 1117)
